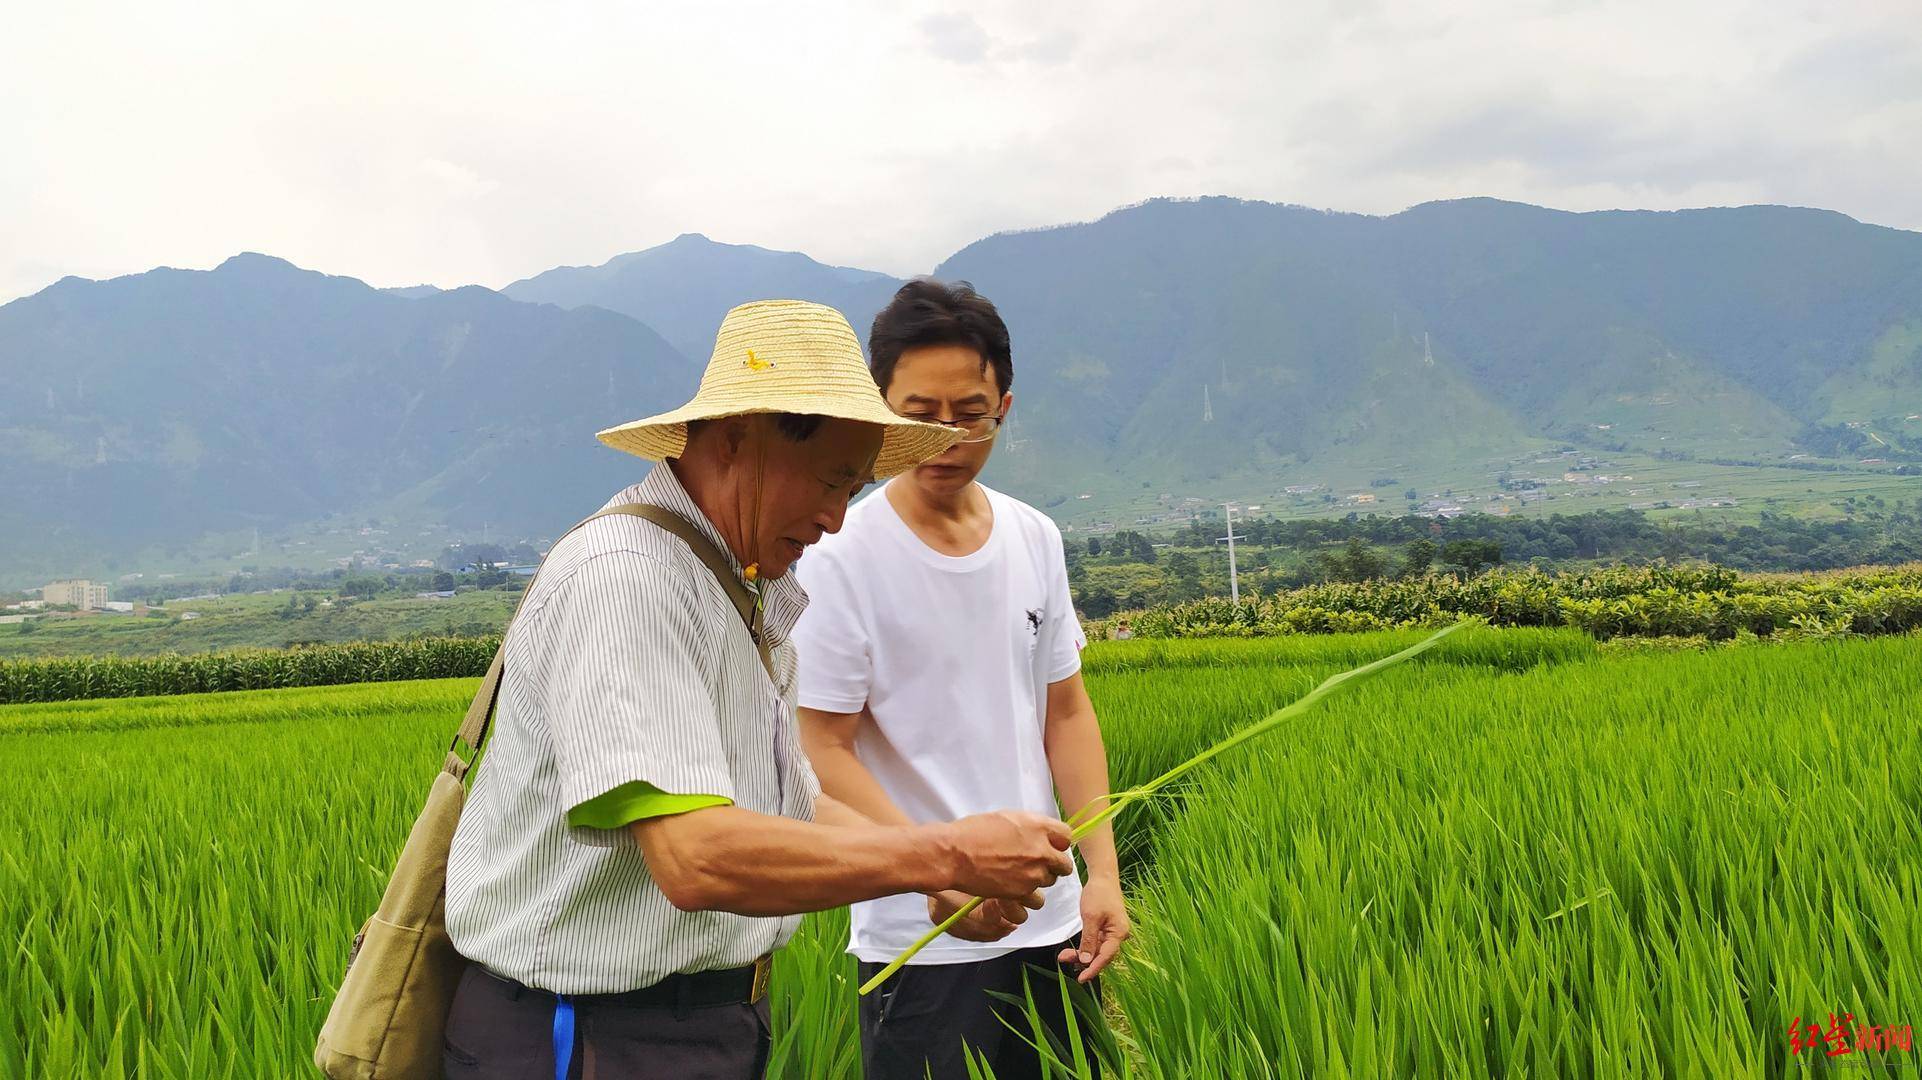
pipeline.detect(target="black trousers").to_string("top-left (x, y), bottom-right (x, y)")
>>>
top-left (856, 936), bottom-right (1101, 1080)
top-left (441, 964), bottom-right (771, 1080)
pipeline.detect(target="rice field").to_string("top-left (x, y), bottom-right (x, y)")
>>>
top-left (2, 629), bottom-right (1917, 1077)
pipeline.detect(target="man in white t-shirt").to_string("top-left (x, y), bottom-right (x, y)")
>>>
top-left (792, 280), bottom-right (1127, 1079)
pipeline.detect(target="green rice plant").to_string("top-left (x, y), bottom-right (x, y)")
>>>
top-left (1106, 635), bottom-right (1922, 1077)
top-left (1080, 624), bottom-right (1594, 677)
top-left (859, 623), bottom-right (1472, 995)
top-left (766, 907), bottom-right (862, 1077)
top-left (1086, 627), bottom-right (1594, 873)
top-left (4, 629), bottom-right (1915, 1077)
top-left (0, 686), bottom-right (453, 1078)
top-left (976, 965), bottom-right (1138, 1079)
top-left (0, 677), bottom-right (477, 737)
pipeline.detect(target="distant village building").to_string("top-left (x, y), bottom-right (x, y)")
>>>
top-left (455, 563), bottom-right (539, 576)
top-left (43, 579), bottom-right (110, 609)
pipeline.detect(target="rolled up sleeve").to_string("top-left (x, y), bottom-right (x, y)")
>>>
top-left (539, 550), bottom-right (736, 815)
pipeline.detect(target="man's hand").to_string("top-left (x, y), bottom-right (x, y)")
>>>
top-left (928, 888), bottom-right (1043, 943)
top-left (1059, 875), bottom-right (1130, 983)
top-left (938, 811), bottom-right (1074, 898)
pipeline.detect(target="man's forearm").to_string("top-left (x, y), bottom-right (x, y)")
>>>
top-left (811, 792), bottom-right (877, 829)
top-left (810, 740), bottom-right (998, 926)
top-left (808, 740), bottom-right (919, 828)
top-left (1046, 703), bottom-right (1120, 881)
top-left (633, 806), bottom-right (954, 915)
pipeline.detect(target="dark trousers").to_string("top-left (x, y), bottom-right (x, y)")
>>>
top-left (856, 937), bottom-right (1101, 1080)
top-left (441, 964), bottom-right (771, 1080)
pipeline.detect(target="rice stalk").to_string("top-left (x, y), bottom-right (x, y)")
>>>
top-left (857, 620), bottom-right (1473, 995)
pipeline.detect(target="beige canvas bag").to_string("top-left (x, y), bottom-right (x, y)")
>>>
top-left (314, 503), bottom-right (771, 1079)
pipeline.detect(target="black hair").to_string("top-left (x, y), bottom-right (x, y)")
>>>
top-left (770, 413), bottom-right (825, 441)
top-left (867, 279), bottom-right (1013, 395)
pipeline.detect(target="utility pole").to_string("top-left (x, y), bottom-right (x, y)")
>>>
top-left (1203, 385), bottom-right (1214, 423)
top-left (1217, 503), bottom-right (1242, 604)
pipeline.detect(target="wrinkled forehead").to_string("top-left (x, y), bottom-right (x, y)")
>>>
top-left (805, 417), bottom-right (883, 480)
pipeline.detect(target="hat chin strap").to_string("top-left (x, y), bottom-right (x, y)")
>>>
top-left (737, 416), bottom-right (769, 593)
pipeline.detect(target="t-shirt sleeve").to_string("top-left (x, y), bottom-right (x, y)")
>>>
top-left (790, 551), bottom-right (873, 714)
top-left (1043, 521), bottom-right (1086, 683)
top-left (538, 550), bottom-right (737, 816)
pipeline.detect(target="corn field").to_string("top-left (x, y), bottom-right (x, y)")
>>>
top-left (0, 635), bottom-right (499, 705)
top-left (7, 564), bottom-right (1921, 707)
top-left (2, 629), bottom-right (1916, 1077)
top-left (1122, 562), bottom-right (1922, 642)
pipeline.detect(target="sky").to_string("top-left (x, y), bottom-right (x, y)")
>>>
top-left (3, 0), bottom-right (1919, 303)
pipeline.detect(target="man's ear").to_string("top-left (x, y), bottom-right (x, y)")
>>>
top-left (711, 415), bottom-right (752, 464)
top-left (1000, 391), bottom-right (1014, 418)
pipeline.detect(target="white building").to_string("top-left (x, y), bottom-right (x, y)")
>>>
top-left (43, 579), bottom-right (110, 609)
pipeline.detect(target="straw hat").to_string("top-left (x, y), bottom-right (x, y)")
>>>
top-left (597, 299), bottom-right (958, 478)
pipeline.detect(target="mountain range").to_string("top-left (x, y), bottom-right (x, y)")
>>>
top-left (5, 197), bottom-right (1920, 585)
top-left (500, 233), bottom-right (905, 362)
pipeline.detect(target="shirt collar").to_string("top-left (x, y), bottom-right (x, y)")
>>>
top-left (610, 464), bottom-right (809, 645)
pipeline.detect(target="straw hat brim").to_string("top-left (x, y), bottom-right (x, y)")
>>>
top-left (598, 298), bottom-right (961, 479)
top-left (597, 399), bottom-right (958, 480)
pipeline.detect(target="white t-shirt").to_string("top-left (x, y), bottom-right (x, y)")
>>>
top-left (792, 481), bottom-right (1088, 964)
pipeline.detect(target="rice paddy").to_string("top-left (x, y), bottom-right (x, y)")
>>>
top-left (2, 629), bottom-right (1917, 1077)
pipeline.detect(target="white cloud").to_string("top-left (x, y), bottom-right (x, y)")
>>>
top-left (2, 0), bottom-right (1918, 302)
top-left (918, 12), bottom-right (995, 65)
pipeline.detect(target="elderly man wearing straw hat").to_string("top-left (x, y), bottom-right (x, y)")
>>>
top-left (440, 300), bottom-right (1077, 1079)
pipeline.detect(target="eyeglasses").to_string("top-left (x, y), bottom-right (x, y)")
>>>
top-left (907, 413), bottom-right (1004, 443)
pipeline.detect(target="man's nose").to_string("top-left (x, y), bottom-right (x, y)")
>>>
top-left (816, 496), bottom-right (849, 536)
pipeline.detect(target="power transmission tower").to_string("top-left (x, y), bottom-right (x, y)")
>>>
top-left (1216, 503), bottom-right (1242, 604)
top-left (1203, 385), bottom-right (1214, 423)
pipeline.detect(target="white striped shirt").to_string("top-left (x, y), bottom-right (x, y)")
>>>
top-left (445, 463), bottom-right (819, 994)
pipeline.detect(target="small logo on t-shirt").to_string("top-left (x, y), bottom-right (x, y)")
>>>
top-left (1026, 607), bottom-right (1044, 635)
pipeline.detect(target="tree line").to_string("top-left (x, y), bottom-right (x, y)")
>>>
top-left (1066, 503), bottom-right (1922, 617)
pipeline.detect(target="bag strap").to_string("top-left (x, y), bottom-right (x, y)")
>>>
top-left (442, 502), bottom-right (771, 781)
top-left (622, 506), bottom-right (773, 677)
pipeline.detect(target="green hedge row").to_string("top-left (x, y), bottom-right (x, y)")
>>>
top-left (1121, 563), bottom-right (1922, 641)
top-left (8, 563), bottom-right (1919, 706)
top-left (0, 635), bottom-right (500, 706)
